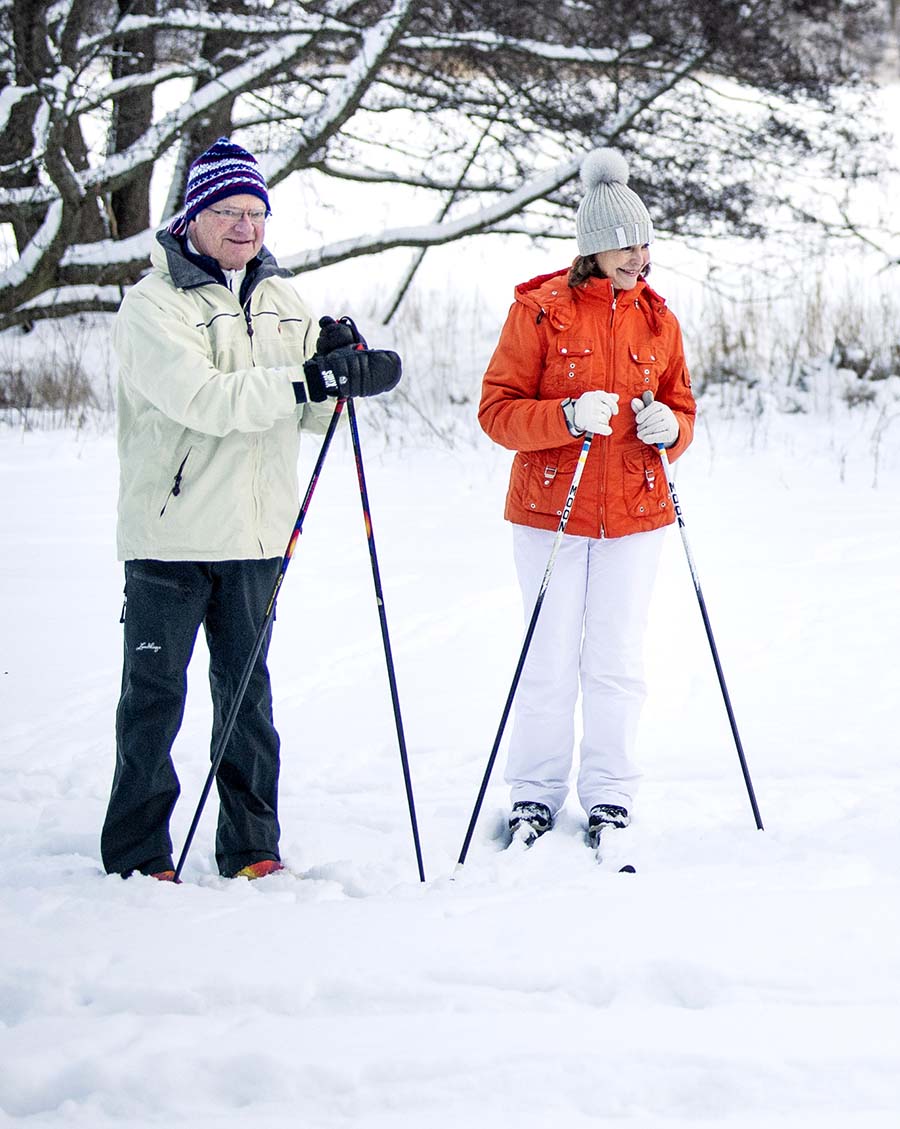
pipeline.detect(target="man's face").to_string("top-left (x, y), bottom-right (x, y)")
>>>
top-left (188, 194), bottom-right (267, 270)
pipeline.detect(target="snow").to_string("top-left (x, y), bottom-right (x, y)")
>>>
top-left (2, 390), bottom-right (899, 1126)
top-left (5, 28), bottom-right (900, 1125)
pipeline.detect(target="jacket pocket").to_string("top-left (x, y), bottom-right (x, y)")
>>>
top-left (250, 309), bottom-right (311, 361)
top-left (627, 344), bottom-right (663, 398)
top-left (541, 337), bottom-right (594, 397)
top-left (159, 447), bottom-right (192, 517)
top-left (519, 447), bottom-right (582, 519)
top-left (622, 447), bottom-right (669, 519)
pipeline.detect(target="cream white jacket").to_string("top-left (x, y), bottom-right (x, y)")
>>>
top-left (115, 231), bottom-right (334, 561)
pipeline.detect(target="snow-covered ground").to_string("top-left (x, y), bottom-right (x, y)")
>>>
top-left (1, 392), bottom-right (899, 1126)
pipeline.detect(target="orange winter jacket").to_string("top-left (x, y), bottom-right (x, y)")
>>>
top-left (479, 268), bottom-right (696, 540)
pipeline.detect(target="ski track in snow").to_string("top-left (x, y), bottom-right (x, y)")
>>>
top-left (1, 413), bottom-right (899, 1128)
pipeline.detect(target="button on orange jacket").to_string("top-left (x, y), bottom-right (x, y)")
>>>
top-left (479, 268), bottom-right (696, 540)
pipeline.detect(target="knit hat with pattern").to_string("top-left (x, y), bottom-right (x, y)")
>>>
top-left (575, 148), bottom-right (653, 255)
top-left (168, 137), bottom-right (270, 236)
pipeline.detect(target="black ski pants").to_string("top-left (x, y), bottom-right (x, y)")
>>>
top-left (101, 558), bottom-right (283, 878)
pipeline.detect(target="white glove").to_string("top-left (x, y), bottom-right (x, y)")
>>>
top-left (631, 397), bottom-right (679, 447)
top-left (572, 390), bottom-right (619, 436)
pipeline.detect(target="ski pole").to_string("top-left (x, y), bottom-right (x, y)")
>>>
top-left (174, 398), bottom-right (345, 881)
top-left (456, 431), bottom-right (594, 869)
top-left (347, 397), bottom-right (426, 882)
top-left (641, 392), bottom-right (764, 830)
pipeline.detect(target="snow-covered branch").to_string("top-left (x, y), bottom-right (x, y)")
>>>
top-left (399, 31), bottom-right (626, 64)
top-left (267, 0), bottom-right (419, 176)
top-left (0, 0), bottom-right (888, 331)
top-left (0, 32), bottom-right (318, 212)
top-left (0, 198), bottom-right (64, 299)
top-left (78, 8), bottom-right (329, 50)
top-left (280, 53), bottom-right (704, 272)
top-left (0, 83), bottom-right (36, 136)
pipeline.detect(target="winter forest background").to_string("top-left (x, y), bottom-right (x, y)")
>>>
top-left (2, 3), bottom-right (900, 1127)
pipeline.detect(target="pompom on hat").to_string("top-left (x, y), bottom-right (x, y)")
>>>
top-left (168, 137), bottom-right (270, 236)
top-left (575, 148), bottom-right (653, 255)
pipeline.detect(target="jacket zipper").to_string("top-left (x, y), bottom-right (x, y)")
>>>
top-left (243, 295), bottom-right (265, 552)
top-left (159, 448), bottom-right (192, 517)
top-left (598, 294), bottom-right (618, 539)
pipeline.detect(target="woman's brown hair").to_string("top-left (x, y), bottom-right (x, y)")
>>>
top-left (567, 253), bottom-right (651, 288)
top-left (567, 255), bottom-right (604, 288)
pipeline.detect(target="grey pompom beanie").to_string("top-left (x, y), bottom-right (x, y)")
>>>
top-left (575, 148), bottom-right (653, 255)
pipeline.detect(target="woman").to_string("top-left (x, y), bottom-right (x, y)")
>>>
top-left (478, 148), bottom-right (696, 849)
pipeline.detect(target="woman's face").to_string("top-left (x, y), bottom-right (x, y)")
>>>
top-left (594, 244), bottom-right (650, 291)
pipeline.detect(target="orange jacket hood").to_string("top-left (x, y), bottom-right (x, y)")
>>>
top-left (513, 268), bottom-right (669, 336)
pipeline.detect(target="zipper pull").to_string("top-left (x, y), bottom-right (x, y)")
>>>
top-left (159, 450), bottom-right (192, 517)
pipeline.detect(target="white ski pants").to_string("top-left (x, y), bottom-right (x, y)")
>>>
top-left (505, 523), bottom-right (666, 817)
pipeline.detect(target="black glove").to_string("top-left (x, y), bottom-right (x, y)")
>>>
top-left (299, 315), bottom-right (400, 401)
top-left (303, 346), bottom-right (402, 401)
top-left (315, 315), bottom-right (368, 355)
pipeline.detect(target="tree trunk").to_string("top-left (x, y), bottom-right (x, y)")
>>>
top-left (1, 0), bottom-right (53, 251)
top-left (110, 0), bottom-right (158, 238)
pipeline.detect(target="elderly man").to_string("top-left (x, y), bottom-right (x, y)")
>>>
top-left (101, 137), bottom-right (400, 882)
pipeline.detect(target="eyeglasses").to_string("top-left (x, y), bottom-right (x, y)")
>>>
top-left (206, 207), bottom-right (270, 223)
